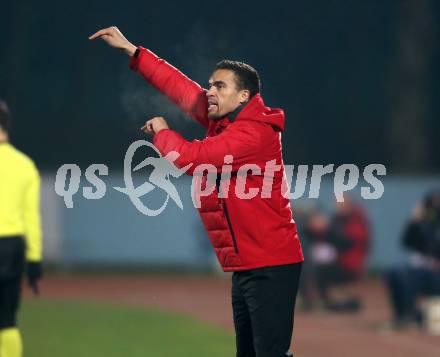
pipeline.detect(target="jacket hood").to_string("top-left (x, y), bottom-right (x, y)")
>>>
top-left (234, 93), bottom-right (285, 132)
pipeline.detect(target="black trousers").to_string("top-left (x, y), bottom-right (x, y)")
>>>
top-left (385, 266), bottom-right (440, 324)
top-left (0, 236), bottom-right (25, 328)
top-left (232, 263), bottom-right (302, 357)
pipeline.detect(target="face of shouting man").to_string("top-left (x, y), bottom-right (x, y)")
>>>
top-left (206, 69), bottom-right (250, 120)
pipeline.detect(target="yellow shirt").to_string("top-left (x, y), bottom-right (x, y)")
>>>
top-left (0, 142), bottom-right (42, 261)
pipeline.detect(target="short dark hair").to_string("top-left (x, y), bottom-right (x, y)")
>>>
top-left (0, 99), bottom-right (11, 133)
top-left (215, 60), bottom-right (261, 98)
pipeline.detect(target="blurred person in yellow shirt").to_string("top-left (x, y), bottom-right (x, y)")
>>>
top-left (0, 99), bottom-right (43, 357)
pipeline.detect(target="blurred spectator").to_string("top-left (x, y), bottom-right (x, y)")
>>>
top-left (295, 203), bottom-right (319, 311)
top-left (310, 196), bottom-right (370, 312)
top-left (384, 189), bottom-right (440, 330)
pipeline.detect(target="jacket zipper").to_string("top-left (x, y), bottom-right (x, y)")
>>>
top-left (221, 199), bottom-right (239, 254)
top-left (216, 176), bottom-right (239, 254)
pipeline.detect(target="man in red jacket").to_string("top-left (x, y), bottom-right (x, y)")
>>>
top-left (90, 26), bottom-right (303, 357)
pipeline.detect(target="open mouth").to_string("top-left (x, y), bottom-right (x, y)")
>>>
top-left (208, 99), bottom-right (218, 111)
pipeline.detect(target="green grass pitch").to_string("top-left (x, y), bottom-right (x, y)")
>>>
top-left (19, 300), bottom-right (235, 357)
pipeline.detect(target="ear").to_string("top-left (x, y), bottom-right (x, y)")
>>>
top-left (239, 90), bottom-right (251, 104)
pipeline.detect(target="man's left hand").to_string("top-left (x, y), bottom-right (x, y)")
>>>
top-left (141, 117), bottom-right (169, 135)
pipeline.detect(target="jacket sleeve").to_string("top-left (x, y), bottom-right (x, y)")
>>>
top-left (130, 47), bottom-right (209, 128)
top-left (23, 162), bottom-right (43, 262)
top-left (152, 123), bottom-right (262, 173)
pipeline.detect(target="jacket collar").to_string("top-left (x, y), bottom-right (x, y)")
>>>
top-left (213, 93), bottom-right (285, 132)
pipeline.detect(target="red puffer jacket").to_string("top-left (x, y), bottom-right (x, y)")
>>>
top-left (130, 47), bottom-right (303, 271)
top-left (336, 206), bottom-right (370, 275)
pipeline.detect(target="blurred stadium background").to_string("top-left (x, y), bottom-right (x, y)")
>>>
top-left (1, 0), bottom-right (440, 356)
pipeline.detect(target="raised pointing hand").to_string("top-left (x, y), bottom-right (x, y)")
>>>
top-left (89, 26), bottom-right (136, 56)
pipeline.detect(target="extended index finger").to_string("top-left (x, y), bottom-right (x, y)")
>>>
top-left (88, 28), bottom-right (112, 40)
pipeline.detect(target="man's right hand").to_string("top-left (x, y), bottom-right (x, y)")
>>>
top-left (89, 26), bottom-right (137, 57)
top-left (27, 262), bottom-right (43, 295)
